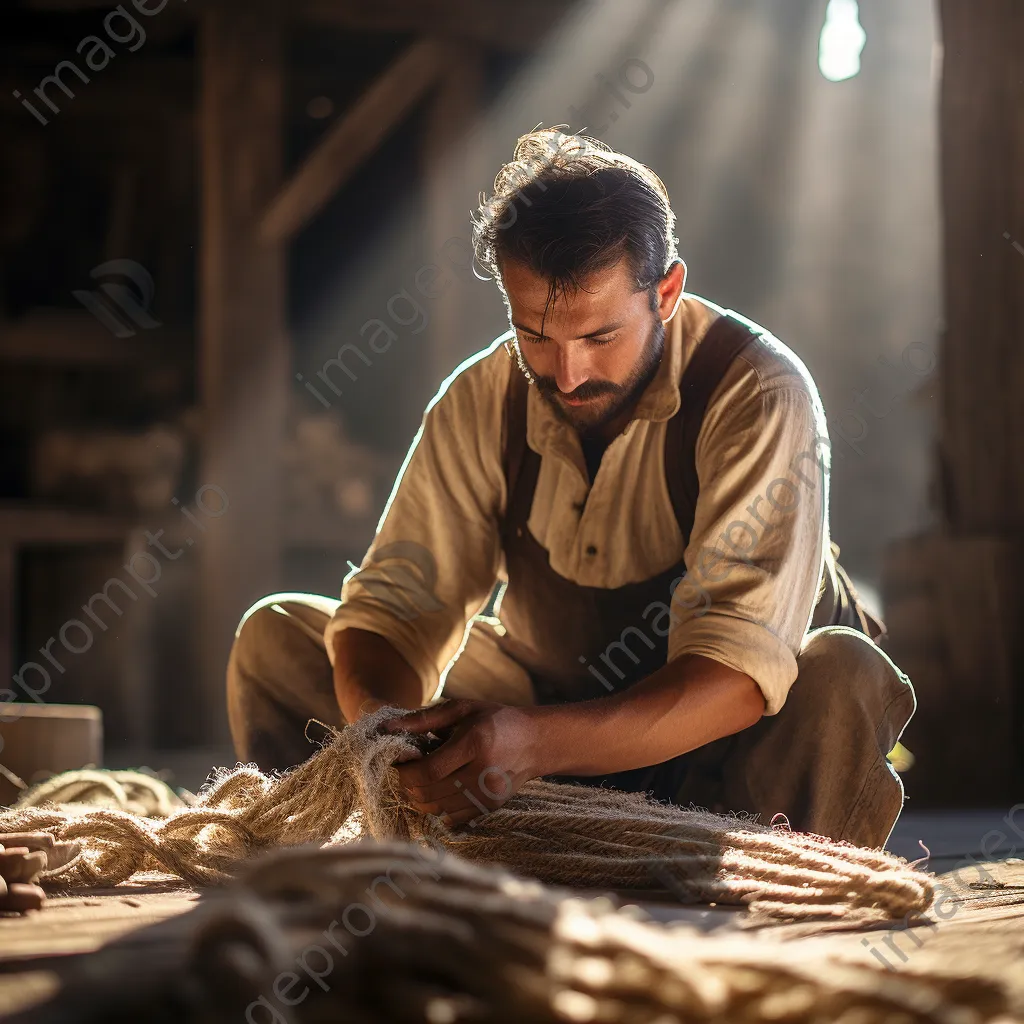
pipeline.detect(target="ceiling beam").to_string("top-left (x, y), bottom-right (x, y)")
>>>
top-left (23, 0), bottom-right (134, 6)
top-left (299, 0), bottom-right (577, 51)
top-left (259, 37), bottom-right (444, 244)
top-left (22, 0), bottom-right (577, 49)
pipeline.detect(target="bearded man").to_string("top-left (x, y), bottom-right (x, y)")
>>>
top-left (226, 130), bottom-right (915, 849)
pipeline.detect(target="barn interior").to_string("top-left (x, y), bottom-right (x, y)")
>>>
top-left (0, 0), bottom-right (1022, 1020)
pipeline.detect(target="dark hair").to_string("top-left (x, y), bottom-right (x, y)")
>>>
top-left (472, 128), bottom-right (679, 311)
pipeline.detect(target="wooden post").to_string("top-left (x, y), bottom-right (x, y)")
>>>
top-left (422, 40), bottom-right (486, 385)
top-left (198, 0), bottom-right (287, 745)
top-left (937, 1), bottom-right (1024, 533)
top-left (882, 3), bottom-right (1024, 802)
top-left (938, 1), bottom-right (1024, 789)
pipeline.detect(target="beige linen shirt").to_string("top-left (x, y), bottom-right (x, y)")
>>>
top-left (324, 294), bottom-right (832, 715)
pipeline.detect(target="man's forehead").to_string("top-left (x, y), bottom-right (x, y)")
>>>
top-left (504, 260), bottom-right (640, 330)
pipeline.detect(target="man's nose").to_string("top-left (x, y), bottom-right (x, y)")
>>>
top-left (554, 344), bottom-right (589, 394)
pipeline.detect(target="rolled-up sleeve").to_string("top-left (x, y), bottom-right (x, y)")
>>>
top-left (667, 357), bottom-right (831, 715)
top-left (323, 349), bottom-right (507, 703)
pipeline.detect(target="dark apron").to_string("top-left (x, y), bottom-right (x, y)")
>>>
top-left (492, 312), bottom-right (878, 801)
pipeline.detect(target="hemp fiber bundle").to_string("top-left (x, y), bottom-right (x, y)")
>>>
top-left (0, 707), bottom-right (934, 927)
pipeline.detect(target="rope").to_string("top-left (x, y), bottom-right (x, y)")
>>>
top-left (0, 707), bottom-right (934, 926)
top-left (167, 844), bottom-right (1011, 1022)
top-left (14, 769), bottom-right (187, 818)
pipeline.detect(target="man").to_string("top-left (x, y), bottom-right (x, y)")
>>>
top-left (227, 130), bottom-right (915, 848)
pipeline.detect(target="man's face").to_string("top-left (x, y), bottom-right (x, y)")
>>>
top-left (503, 257), bottom-right (679, 437)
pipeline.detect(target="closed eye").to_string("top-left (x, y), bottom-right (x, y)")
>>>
top-left (516, 331), bottom-right (619, 345)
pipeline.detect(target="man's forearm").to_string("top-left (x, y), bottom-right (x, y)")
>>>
top-left (528, 653), bottom-right (766, 777)
top-left (332, 627), bottom-right (429, 722)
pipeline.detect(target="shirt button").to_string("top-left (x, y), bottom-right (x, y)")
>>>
top-left (585, 544), bottom-right (598, 556)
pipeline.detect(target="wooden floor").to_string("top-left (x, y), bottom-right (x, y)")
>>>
top-left (1, 810), bottom-right (1022, 1020)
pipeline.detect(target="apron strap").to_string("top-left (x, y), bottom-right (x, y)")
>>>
top-left (501, 353), bottom-right (538, 547)
top-left (664, 312), bottom-right (760, 547)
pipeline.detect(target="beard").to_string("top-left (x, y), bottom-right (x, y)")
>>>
top-left (521, 315), bottom-right (666, 436)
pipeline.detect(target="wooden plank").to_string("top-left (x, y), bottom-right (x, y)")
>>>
top-left (0, 888), bottom-right (198, 964)
top-left (259, 38), bottom-right (444, 243)
top-left (300, 0), bottom-right (577, 50)
top-left (197, 0), bottom-right (288, 746)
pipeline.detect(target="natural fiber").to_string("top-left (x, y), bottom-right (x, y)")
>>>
top-left (14, 768), bottom-right (187, 818)
top-left (0, 707), bottom-right (934, 925)
top-left (42, 842), bottom-right (1007, 1024)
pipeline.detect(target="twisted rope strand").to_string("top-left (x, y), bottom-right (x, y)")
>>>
top-left (0, 707), bottom-right (934, 926)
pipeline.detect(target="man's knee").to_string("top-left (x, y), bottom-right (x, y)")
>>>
top-left (230, 594), bottom-right (325, 684)
top-left (788, 626), bottom-right (915, 728)
top-left (227, 594), bottom-right (340, 767)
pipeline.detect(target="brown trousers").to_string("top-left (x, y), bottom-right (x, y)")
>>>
top-left (226, 595), bottom-right (916, 849)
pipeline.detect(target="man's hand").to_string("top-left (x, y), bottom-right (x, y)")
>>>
top-left (381, 699), bottom-right (545, 827)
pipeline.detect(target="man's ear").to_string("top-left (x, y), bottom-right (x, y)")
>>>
top-left (658, 260), bottom-right (687, 322)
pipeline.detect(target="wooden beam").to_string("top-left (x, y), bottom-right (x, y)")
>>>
top-left (0, 311), bottom-right (188, 366)
top-left (300, 0), bottom-right (578, 51)
top-left (198, 0), bottom-right (288, 746)
top-left (259, 38), bottom-right (443, 244)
